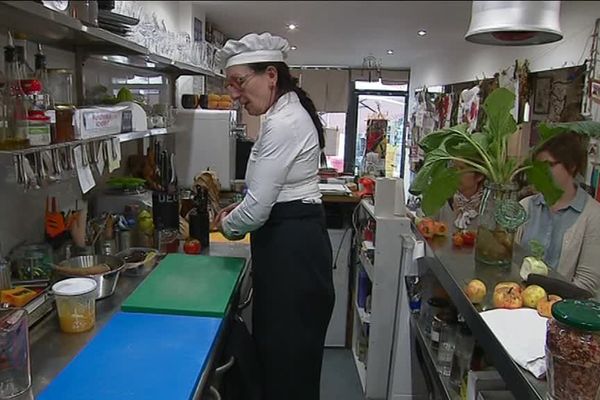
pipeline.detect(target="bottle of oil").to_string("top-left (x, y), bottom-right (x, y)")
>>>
top-left (1, 34), bottom-right (29, 150)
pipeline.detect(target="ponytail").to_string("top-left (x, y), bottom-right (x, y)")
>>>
top-left (248, 62), bottom-right (325, 150)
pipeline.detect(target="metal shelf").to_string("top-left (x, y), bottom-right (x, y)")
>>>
top-left (419, 240), bottom-right (548, 400)
top-left (411, 315), bottom-right (456, 400)
top-left (0, 1), bottom-right (215, 77)
top-left (0, 128), bottom-right (176, 155)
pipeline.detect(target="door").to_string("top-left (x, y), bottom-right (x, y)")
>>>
top-left (345, 88), bottom-right (409, 179)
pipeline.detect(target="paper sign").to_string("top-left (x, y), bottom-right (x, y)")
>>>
top-left (108, 137), bottom-right (121, 173)
top-left (74, 145), bottom-right (95, 194)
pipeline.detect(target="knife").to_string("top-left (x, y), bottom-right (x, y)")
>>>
top-left (161, 150), bottom-right (169, 191)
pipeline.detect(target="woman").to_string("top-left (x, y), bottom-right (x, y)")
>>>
top-left (214, 33), bottom-right (335, 400)
top-left (517, 133), bottom-right (600, 297)
top-left (437, 161), bottom-right (485, 231)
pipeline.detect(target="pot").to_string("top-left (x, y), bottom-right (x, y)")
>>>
top-left (54, 255), bottom-right (124, 300)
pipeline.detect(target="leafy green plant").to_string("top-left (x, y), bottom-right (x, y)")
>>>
top-left (409, 87), bottom-right (600, 215)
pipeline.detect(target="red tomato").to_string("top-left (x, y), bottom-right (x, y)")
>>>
top-left (183, 239), bottom-right (202, 254)
top-left (462, 231), bottom-right (476, 246)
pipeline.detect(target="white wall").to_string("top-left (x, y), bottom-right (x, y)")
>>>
top-left (410, 1), bottom-right (599, 90)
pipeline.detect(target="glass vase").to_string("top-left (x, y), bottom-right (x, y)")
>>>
top-left (475, 182), bottom-right (523, 266)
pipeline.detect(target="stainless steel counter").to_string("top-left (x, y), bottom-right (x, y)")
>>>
top-left (13, 243), bottom-right (251, 400)
top-left (419, 235), bottom-right (548, 400)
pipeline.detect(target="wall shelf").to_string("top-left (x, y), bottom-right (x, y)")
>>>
top-left (0, 1), bottom-right (215, 77)
top-left (0, 128), bottom-right (176, 155)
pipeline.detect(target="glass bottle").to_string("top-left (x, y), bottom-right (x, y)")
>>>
top-left (33, 45), bottom-right (56, 140)
top-left (1, 43), bottom-right (29, 150)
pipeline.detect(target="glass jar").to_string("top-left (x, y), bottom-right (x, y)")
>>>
top-left (431, 312), bottom-right (458, 377)
top-left (546, 300), bottom-right (600, 400)
top-left (450, 321), bottom-right (475, 393)
top-left (52, 278), bottom-right (97, 333)
top-left (475, 182), bottom-right (525, 266)
top-left (0, 309), bottom-right (31, 398)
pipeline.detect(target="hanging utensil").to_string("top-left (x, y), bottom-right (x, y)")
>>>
top-left (168, 153), bottom-right (177, 194)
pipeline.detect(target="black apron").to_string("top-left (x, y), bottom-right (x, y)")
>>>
top-left (251, 201), bottom-right (335, 400)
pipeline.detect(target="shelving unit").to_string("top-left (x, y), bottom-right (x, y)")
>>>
top-left (0, 1), bottom-right (216, 77)
top-left (351, 199), bottom-right (416, 399)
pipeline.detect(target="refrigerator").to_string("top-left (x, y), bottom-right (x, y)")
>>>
top-left (175, 110), bottom-right (237, 191)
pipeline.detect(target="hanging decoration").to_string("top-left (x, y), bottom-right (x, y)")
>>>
top-left (361, 55), bottom-right (382, 82)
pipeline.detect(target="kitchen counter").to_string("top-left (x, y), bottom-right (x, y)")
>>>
top-left (418, 235), bottom-right (548, 400)
top-left (13, 242), bottom-right (251, 400)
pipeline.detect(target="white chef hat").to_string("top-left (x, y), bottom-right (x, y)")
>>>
top-left (216, 32), bottom-right (290, 69)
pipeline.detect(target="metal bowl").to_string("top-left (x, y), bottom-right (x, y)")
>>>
top-left (115, 247), bottom-right (159, 276)
top-left (54, 255), bottom-right (125, 300)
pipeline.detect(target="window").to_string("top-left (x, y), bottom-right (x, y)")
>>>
top-left (355, 81), bottom-right (408, 91)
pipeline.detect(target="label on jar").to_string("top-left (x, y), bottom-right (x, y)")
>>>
top-left (431, 330), bottom-right (440, 343)
top-left (28, 124), bottom-right (52, 146)
top-left (45, 109), bottom-right (56, 124)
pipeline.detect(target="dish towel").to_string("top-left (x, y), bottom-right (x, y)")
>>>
top-left (480, 308), bottom-right (548, 378)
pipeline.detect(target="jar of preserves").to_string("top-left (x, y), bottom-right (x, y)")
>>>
top-left (546, 299), bottom-right (600, 400)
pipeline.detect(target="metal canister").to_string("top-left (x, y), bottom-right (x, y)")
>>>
top-left (116, 230), bottom-right (132, 253)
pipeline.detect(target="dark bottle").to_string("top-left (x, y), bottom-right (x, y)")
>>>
top-left (189, 186), bottom-right (210, 249)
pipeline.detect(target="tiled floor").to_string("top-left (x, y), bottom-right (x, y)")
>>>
top-left (321, 348), bottom-right (364, 400)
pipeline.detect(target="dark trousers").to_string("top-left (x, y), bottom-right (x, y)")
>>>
top-left (251, 201), bottom-right (335, 400)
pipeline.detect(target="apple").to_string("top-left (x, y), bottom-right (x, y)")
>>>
top-left (183, 239), bottom-right (202, 255)
top-left (493, 287), bottom-right (523, 309)
top-left (465, 279), bottom-right (487, 304)
top-left (537, 294), bottom-right (562, 318)
top-left (494, 282), bottom-right (522, 294)
top-left (522, 285), bottom-right (547, 308)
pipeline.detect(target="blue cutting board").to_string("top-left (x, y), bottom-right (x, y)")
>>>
top-left (38, 312), bottom-right (222, 400)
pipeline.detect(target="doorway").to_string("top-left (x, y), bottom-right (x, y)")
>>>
top-left (344, 82), bottom-right (409, 179)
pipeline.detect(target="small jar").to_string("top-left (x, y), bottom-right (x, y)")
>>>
top-left (546, 300), bottom-right (600, 400)
top-left (26, 111), bottom-right (51, 146)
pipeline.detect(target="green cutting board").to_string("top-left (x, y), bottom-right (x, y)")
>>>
top-left (121, 254), bottom-right (246, 318)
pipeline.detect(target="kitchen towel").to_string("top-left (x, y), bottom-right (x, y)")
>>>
top-left (480, 308), bottom-right (548, 378)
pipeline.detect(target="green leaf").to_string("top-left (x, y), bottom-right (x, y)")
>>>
top-left (483, 87), bottom-right (517, 144)
top-left (538, 120), bottom-right (600, 141)
top-left (409, 159), bottom-right (445, 195)
top-left (419, 129), bottom-right (454, 152)
top-left (421, 167), bottom-right (460, 215)
top-left (526, 160), bottom-right (563, 205)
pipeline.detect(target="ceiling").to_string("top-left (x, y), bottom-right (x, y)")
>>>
top-left (196, 1), bottom-right (475, 69)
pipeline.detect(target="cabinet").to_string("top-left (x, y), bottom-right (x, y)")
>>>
top-left (351, 199), bottom-right (424, 399)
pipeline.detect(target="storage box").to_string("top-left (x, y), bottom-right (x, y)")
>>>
top-left (74, 106), bottom-right (131, 139)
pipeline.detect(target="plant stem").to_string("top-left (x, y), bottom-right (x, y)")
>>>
top-left (448, 127), bottom-right (499, 182)
top-left (509, 165), bottom-right (532, 181)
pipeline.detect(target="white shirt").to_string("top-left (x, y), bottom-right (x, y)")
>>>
top-left (222, 91), bottom-right (322, 236)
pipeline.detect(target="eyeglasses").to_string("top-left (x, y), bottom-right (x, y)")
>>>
top-left (224, 72), bottom-right (256, 93)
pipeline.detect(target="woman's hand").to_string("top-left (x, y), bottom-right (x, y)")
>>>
top-left (212, 202), bottom-right (240, 231)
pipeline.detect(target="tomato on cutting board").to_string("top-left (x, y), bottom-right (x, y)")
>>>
top-left (183, 239), bottom-right (202, 254)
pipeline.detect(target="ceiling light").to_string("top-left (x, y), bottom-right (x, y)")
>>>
top-left (465, 1), bottom-right (562, 45)
top-left (386, 49), bottom-right (394, 55)
top-left (417, 30), bottom-right (427, 36)
top-left (290, 45), bottom-right (298, 50)
top-left (287, 23), bottom-right (297, 30)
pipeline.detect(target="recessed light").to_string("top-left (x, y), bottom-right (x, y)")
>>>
top-left (386, 49), bottom-right (394, 55)
top-left (291, 45), bottom-right (298, 50)
top-left (417, 29), bottom-right (427, 36)
top-left (287, 23), bottom-right (297, 30)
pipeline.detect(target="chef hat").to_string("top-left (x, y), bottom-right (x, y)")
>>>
top-left (216, 32), bottom-right (290, 69)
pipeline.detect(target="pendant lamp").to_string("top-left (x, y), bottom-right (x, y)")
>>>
top-left (465, 1), bottom-right (563, 46)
